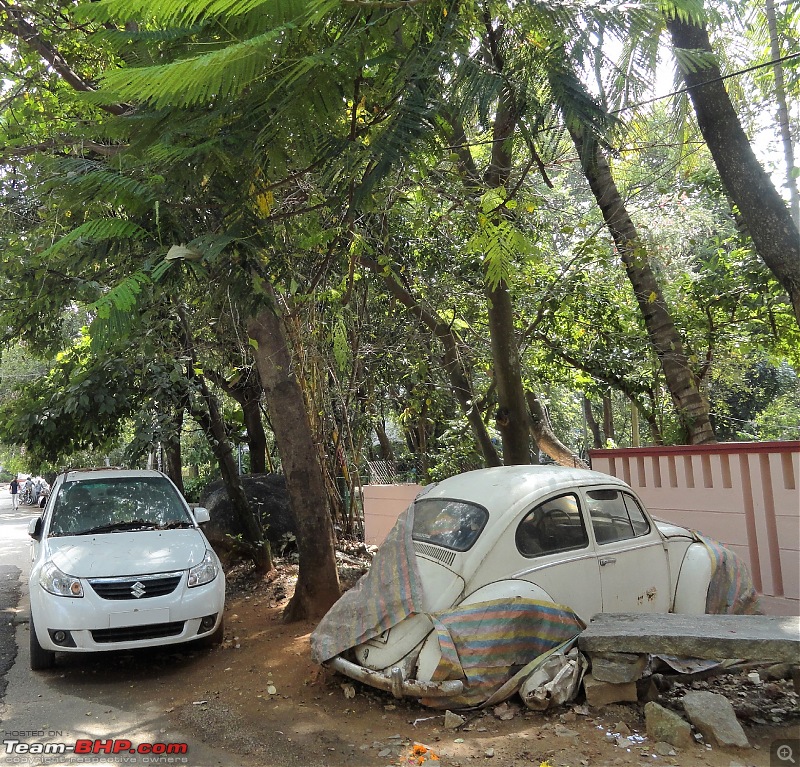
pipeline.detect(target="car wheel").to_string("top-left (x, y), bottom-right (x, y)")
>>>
top-left (29, 615), bottom-right (56, 671)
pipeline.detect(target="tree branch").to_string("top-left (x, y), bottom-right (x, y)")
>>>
top-left (0, 1), bottom-right (128, 116)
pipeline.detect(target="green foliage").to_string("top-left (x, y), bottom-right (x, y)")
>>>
top-left (38, 219), bottom-right (148, 259)
top-left (1, 0), bottom-right (799, 497)
top-left (469, 218), bottom-right (535, 291)
top-left (96, 30), bottom-right (293, 109)
top-left (0, 346), bottom-right (135, 464)
top-left (424, 420), bottom-right (492, 484)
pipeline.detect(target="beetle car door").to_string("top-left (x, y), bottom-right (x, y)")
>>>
top-left (583, 487), bottom-right (670, 613)
top-left (494, 492), bottom-right (603, 623)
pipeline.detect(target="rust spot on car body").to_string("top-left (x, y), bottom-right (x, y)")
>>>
top-left (637, 587), bottom-right (658, 604)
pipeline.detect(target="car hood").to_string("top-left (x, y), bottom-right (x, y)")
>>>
top-left (43, 529), bottom-right (208, 578)
top-left (654, 519), bottom-right (695, 539)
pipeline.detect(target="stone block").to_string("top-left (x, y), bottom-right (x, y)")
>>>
top-left (682, 691), bottom-right (749, 748)
top-left (583, 673), bottom-right (638, 707)
top-left (644, 701), bottom-right (694, 750)
top-left (590, 651), bottom-right (649, 683)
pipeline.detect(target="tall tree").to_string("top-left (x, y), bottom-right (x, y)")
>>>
top-left (664, 3), bottom-right (800, 325)
top-left (247, 292), bottom-right (341, 620)
top-left (567, 125), bottom-right (716, 444)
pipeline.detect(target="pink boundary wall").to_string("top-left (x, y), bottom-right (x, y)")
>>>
top-left (590, 441), bottom-right (800, 616)
top-left (362, 484), bottom-right (422, 545)
top-left (363, 441), bottom-right (799, 616)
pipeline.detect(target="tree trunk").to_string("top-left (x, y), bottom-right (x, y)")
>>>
top-left (433, 17), bottom-right (533, 466)
top-left (765, 0), bottom-right (799, 229)
top-left (188, 381), bottom-right (271, 572)
top-left (374, 421), bottom-right (395, 463)
top-left (665, 10), bottom-right (800, 325)
top-left (583, 395), bottom-right (604, 448)
top-left (481, 18), bottom-right (533, 465)
top-left (526, 391), bottom-right (587, 468)
top-left (247, 298), bottom-right (341, 622)
top-left (177, 311), bottom-right (270, 572)
top-left (206, 370), bottom-right (268, 474)
top-left (570, 128), bottom-right (716, 445)
top-left (488, 281), bottom-right (536, 464)
top-left (602, 395), bottom-right (615, 444)
top-left (241, 392), bottom-right (267, 474)
top-left (164, 407), bottom-right (184, 495)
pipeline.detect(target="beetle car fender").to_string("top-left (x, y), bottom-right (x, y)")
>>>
top-left (460, 579), bottom-right (556, 606)
top-left (672, 542), bottom-right (713, 614)
top-left (415, 580), bottom-right (556, 681)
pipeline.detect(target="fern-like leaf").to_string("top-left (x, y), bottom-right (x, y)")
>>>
top-left (40, 219), bottom-right (148, 259)
top-left (94, 29), bottom-right (291, 108)
top-left (468, 219), bottom-right (534, 291)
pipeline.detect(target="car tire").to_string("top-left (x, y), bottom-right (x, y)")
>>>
top-left (29, 615), bottom-right (56, 671)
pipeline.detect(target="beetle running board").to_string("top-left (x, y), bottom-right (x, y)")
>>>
top-left (326, 656), bottom-right (464, 699)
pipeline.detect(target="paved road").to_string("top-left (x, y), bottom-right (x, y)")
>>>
top-left (0, 489), bottom-right (250, 767)
top-left (0, 496), bottom-right (24, 703)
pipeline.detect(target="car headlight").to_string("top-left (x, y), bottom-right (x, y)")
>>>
top-left (38, 561), bottom-right (83, 597)
top-left (187, 550), bottom-right (218, 588)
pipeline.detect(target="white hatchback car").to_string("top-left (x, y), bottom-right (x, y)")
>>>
top-left (28, 468), bottom-right (225, 670)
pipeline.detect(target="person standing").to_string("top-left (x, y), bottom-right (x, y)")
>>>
top-left (9, 476), bottom-right (19, 509)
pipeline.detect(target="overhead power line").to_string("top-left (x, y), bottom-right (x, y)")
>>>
top-left (614, 51), bottom-right (800, 115)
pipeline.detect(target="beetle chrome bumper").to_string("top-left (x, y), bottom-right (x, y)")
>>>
top-left (326, 655), bottom-right (464, 699)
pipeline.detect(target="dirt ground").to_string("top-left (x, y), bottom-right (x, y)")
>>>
top-left (67, 556), bottom-right (799, 767)
top-left (160, 556), bottom-right (799, 767)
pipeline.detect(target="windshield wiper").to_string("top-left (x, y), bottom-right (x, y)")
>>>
top-left (159, 520), bottom-right (194, 529)
top-left (77, 520), bottom-right (157, 534)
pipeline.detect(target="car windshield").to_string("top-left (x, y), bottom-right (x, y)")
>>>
top-left (412, 498), bottom-right (488, 552)
top-left (48, 477), bottom-right (192, 537)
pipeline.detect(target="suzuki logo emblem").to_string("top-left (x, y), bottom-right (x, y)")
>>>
top-left (131, 581), bottom-right (146, 598)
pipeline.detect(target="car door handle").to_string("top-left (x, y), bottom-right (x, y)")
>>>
top-left (599, 557), bottom-right (617, 566)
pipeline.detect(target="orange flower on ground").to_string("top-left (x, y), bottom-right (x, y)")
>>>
top-left (407, 742), bottom-right (440, 763)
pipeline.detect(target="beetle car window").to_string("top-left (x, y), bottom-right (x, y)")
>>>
top-left (515, 493), bottom-right (589, 558)
top-left (49, 477), bottom-right (191, 537)
top-left (623, 494), bottom-right (650, 536)
top-left (413, 499), bottom-right (488, 552)
top-left (587, 489), bottom-right (650, 544)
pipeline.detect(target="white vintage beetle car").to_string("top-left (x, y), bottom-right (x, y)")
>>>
top-left (312, 466), bottom-right (756, 706)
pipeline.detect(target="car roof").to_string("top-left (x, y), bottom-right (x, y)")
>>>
top-left (419, 465), bottom-right (631, 515)
top-left (59, 468), bottom-right (167, 483)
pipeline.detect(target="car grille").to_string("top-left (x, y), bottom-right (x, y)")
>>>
top-left (91, 621), bottom-right (186, 644)
top-left (88, 572), bottom-right (183, 600)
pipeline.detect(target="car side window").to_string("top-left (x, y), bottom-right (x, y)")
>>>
top-left (623, 494), bottom-right (651, 536)
top-left (515, 493), bottom-right (589, 558)
top-left (587, 489), bottom-right (651, 544)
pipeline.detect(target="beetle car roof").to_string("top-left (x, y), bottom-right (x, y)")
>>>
top-left (420, 465), bottom-right (630, 516)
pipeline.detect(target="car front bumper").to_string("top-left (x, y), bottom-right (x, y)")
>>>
top-left (325, 655), bottom-right (464, 699)
top-left (29, 573), bottom-right (225, 652)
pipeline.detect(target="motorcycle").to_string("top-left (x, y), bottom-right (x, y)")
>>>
top-left (18, 486), bottom-right (36, 506)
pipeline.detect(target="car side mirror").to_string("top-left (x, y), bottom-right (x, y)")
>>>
top-left (192, 506), bottom-right (210, 524)
top-left (28, 517), bottom-right (42, 540)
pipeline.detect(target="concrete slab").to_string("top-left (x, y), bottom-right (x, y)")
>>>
top-left (578, 613), bottom-right (800, 663)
